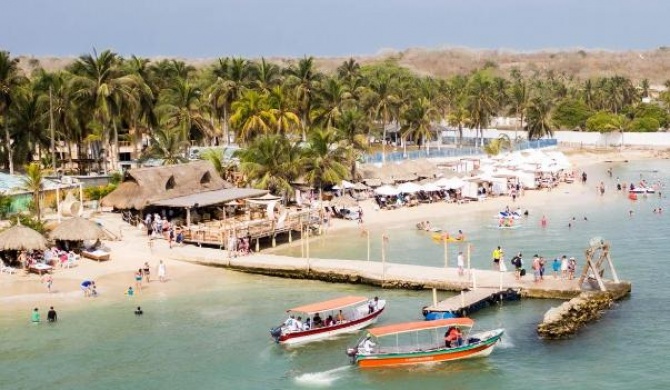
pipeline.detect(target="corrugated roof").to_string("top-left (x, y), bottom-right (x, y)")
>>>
top-left (151, 188), bottom-right (268, 208)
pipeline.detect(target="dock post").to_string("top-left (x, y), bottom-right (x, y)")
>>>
top-left (306, 226), bottom-right (311, 273)
top-left (432, 288), bottom-right (438, 306)
top-left (460, 290), bottom-right (465, 307)
top-left (443, 240), bottom-right (448, 268)
top-left (272, 235), bottom-right (276, 247)
top-left (288, 229), bottom-right (292, 244)
top-left (472, 270), bottom-right (477, 290)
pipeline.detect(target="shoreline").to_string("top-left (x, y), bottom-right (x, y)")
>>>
top-left (0, 147), bottom-right (660, 317)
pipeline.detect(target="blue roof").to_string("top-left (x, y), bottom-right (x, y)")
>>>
top-left (0, 172), bottom-right (69, 194)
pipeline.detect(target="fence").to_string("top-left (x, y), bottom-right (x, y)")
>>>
top-left (363, 138), bottom-right (557, 164)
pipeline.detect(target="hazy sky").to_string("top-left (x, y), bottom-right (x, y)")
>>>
top-left (4, 0), bottom-right (669, 58)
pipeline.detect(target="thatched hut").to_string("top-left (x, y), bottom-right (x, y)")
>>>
top-left (0, 224), bottom-right (48, 251)
top-left (101, 161), bottom-right (232, 210)
top-left (49, 217), bottom-right (113, 242)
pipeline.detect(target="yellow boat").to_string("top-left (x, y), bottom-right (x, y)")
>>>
top-left (431, 233), bottom-right (467, 243)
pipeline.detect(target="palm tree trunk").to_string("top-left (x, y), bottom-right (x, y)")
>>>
top-left (4, 120), bottom-right (13, 175)
top-left (223, 108), bottom-right (230, 145)
top-left (111, 120), bottom-right (119, 173)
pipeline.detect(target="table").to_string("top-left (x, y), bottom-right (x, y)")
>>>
top-left (29, 263), bottom-right (53, 275)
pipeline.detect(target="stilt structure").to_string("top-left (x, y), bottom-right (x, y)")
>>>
top-left (577, 237), bottom-right (620, 290)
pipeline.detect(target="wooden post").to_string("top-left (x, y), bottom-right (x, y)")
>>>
top-left (186, 208), bottom-right (191, 229)
top-left (300, 223), bottom-right (304, 258)
top-left (443, 240), bottom-right (448, 268)
top-left (288, 229), bottom-right (292, 244)
top-left (255, 238), bottom-right (259, 252)
top-left (432, 288), bottom-right (438, 306)
top-left (606, 252), bottom-right (620, 283)
top-left (367, 230), bottom-right (370, 262)
top-left (78, 183), bottom-right (84, 216)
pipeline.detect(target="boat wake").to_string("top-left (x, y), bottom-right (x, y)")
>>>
top-left (498, 333), bottom-right (514, 349)
top-left (294, 366), bottom-right (351, 387)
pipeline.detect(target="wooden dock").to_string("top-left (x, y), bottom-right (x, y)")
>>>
top-left (425, 288), bottom-right (520, 317)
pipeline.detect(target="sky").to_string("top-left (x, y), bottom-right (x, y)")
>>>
top-left (3, 0), bottom-right (670, 58)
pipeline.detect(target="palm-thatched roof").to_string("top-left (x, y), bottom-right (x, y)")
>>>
top-left (48, 217), bottom-right (113, 241)
top-left (101, 161), bottom-right (232, 210)
top-left (0, 224), bottom-right (48, 251)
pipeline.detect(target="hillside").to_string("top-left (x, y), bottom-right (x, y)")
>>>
top-left (15, 47), bottom-right (670, 84)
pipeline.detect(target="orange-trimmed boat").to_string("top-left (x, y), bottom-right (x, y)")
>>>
top-left (270, 296), bottom-right (386, 345)
top-left (347, 318), bottom-right (503, 368)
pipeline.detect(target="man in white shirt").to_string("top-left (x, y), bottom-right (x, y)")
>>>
top-left (359, 336), bottom-right (376, 354)
top-left (293, 316), bottom-right (304, 332)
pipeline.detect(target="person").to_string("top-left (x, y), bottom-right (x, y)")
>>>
top-left (492, 246), bottom-right (502, 270)
top-left (81, 280), bottom-right (94, 297)
top-left (135, 306), bottom-right (144, 315)
top-left (143, 262), bottom-right (151, 283)
top-left (336, 310), bottom-right (345, 323)
top-left (127, 286), bottom-right (134, 296)
top-left (313, 313), bottom-right (323, 328)
top-left (359, 336), bottom-right (376, 354)
top-left (629, 210), bottom-right (634, 218)
top-left (511, 252), bottom-right (523, 280)
top-left (157, 260), bottom-right (167, 282)
top-left (540, 215), bottom-right (547, 228)
top-left (568, 257), bottom-right (577, 280)
top-left (455, 230), bottom-right (465, 241)
top-left (284, 314), bottom-right (296, 329)
top-left (368, 297), bottom-right (379, 314)
top-left (560, 255), bottom-right (569, 279)
top-left (135, 269), bottom-right (143, 292)
top-left (532, 255), bottom-right (541, 283)
top-left (539, 257), bottom-right (546, 280)
top-left (47, 306), bottom-right (57, 322)
top-left (175, 229), bottom-right (184, 246)
top-left (31, 307), bottom-right (40, 323)
top-left (325, 315), bottom-right (335, 327)
top-left (424, 221), bottom-right (431, 231)
top-left (457, 251), bottom-right (465, 276)
top-left (582, 171), bottom-right (587, 183)
top-left (357, 206), bottom-right (364, 225)
top-left (303, 318), bottom-right (311, 331)
top-left (168, 226), bottom-right (174, 248)
top-left (607, 167), bottom-right (612, 178)
top-left (42, 274), bottom-right (53, 293)
top-left (293, 316), bottom-right (304, 331)
top-left (444, 327), bottom-right (462, 348)
top-left (552, 258), bottom-right (561, 279)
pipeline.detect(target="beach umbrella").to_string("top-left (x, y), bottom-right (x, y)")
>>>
top-left (0, 224), bottom-right (48, 251)
top-left (420, 182), bottom-right (442, 192)
top-left (49, 217), bottom-right (113, 241)
top-left (433, 178), bottom-right (452, 188)
top-left (330, 195), bottom-right (358, 208)
top-left (375, 185), bottom-right (400, 196)
top-left (444, 178), bottom-right (466, 190)
top-left (352, 182), bottom-right (369, 191)
top-left (397, 182), bottom-right (423, 193)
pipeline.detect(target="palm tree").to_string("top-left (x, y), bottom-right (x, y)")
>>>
top-left (0, 50), bottom-right (27, 174)
top-left (466, 70), bottom-right (497, 146)
top-left (141, 126), bottom-right (190, 165)
top-left (312, 77), bottom-right (350, 129)
top-left (208, 57), bottom-right (249, 145)
top-left (302, 127), bottom-right (350, 189)
top-left (250, 58), bottom-right (281, 92)
top-left (335, 108), bottom-right (369, 178)
top-left (158, 78), bottom-right (210, 146)
top-left (366, 70), bottom-right (399, 164)
top-left (69, 49), bottom-right (137, 173)
top-left (267, 85), bottom-right (300, 136)
top-left (9, 84), bottom-right (50, 167)
top-left (200, 148), bottom-right (238, 182)
top-left (229, 90), bottom-right (274, 143)
top-left (21, 162), bottom-right (44, 222)
top-left (508, 71), bottom-right (529, 141)
top-left (236, 134), bottom-right (304, 195)
top-left (482, 134), bottom-right (512, 156)
top-left (447, 103), bottom-right (471, 147)
top-left (285, 56), bottom-right (321, 140)
top-left (525, 95), bottom-right (555, 140)
top-left (400, 97), bottom-right (439, 155)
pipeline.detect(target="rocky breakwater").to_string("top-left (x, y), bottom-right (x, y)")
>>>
top-left (537, 291), bottom-right (615, 339)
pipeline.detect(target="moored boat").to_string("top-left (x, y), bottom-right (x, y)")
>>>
top-left (270, 296), bottom-right (386, 345)
top-left (347, 318), bottom-right (503, 368)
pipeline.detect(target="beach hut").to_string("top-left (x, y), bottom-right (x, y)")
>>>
top-left (48, 217), bottom-right (113, 242)
top-left (0, 224), bottom-right (48, 251)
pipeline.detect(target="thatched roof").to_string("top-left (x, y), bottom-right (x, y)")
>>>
top-left (330, 195), bottom-right (359, 208)
top-left (152, 188), bottom-right (268, 208)
top-left (49, 217), bottom-right (113, 241)
top-left (0, 224), bottom-right (48, 251)
top-left (101, 161), bottom-right (232, 210)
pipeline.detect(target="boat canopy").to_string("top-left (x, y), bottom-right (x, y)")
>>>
top-left (288, 296), bottom-right (368, 314)
top-left (368, 318), bottom-right (474, 337)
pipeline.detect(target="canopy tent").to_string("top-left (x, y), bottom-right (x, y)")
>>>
top-left (420, 182), bottom-right (442, 192)
top-left (368, 318), bottom-right (475, 337)
top-left (397, 182), bottom-right (423, 194)
top-left (332, 180), bottom-right (355, 190)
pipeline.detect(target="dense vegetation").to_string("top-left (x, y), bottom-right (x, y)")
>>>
top-left (1, 49), bottom-right (669, 191)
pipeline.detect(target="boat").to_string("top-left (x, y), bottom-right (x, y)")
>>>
top-left (347, 318), bottom-right (504, 368)
top-left (494, 211), bottom-right (523, 220)
top-left (490, 223), bottom-right (521, 230)
top-left (270, 296), bottom-right (386, 345)
top-left (431, 233), bottom-right (467, 243)
top-left (629, 187), bottom-right (655, 194)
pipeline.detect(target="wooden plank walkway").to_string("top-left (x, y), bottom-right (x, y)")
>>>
top-left (426, 288), bottom-right (503, 312)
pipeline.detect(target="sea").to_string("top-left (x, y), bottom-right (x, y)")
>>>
top-left (2, 159), bottom-right (669, 390)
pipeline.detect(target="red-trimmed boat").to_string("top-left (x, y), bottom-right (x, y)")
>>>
top-left (347, 318), bottom-right (503, 368)
top-left (270, 296), bottom-right (386, 345)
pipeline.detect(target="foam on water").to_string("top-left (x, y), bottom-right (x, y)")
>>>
top-left (294, 365), bottom-right (351, 387)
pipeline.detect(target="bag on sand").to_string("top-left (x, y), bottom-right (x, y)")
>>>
top-left (520, 268), bottom-right (527, 277)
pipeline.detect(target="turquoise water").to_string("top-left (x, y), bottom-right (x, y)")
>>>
top-left (2, 160), bottom-right (669, 389)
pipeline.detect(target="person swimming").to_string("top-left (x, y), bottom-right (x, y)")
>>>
top-left (135, 306), bottom-right (143, 315)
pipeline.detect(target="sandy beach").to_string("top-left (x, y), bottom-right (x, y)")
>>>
top-left (0, 147), bottom-right (664, 316)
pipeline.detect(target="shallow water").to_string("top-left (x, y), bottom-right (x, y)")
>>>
top-left (1, 160), bottom-right (669, 389)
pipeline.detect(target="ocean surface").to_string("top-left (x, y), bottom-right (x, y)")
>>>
top-left (2, 160), bottom-right (669, 390)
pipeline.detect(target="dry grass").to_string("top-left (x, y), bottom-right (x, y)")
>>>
top-left (16, 47), bottom-right (670, 84)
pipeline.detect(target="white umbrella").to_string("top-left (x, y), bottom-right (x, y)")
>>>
top-left (433, 178), bottom-right (451, 188)
top-left (397, 182), bottom-right (423, 193)
top-left (445, 178), bottom-right (466, 190)
top-left (420, 182), bottom-right (441, 192)
top-left (374, 185), bottom-right (400, 196)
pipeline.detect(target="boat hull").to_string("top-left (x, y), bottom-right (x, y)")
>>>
top-left (355, 329), bottom-right (503, 368)
top-left (279, 307), bottom-right (385, 345)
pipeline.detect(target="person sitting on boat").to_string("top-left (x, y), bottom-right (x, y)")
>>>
top-left (441, 232), bottom-right (450, 240)
top-left (325, 315), bottom-right (335, 327)
top-left (336, 310), bottom-right (346, 324)
top-left (303, 318), bottom-right (311, 331)
top-left (455, 230), bottom-right (465, 241)
top-left (284, 314), bottom-right (296, 329)
top-left (444, 327), bottom-right (463, 348)
top-left (293, 316), bottom-right (304, 331)
top-left (313, 313), bottom-right (323, 328)
top-left (368, 297), bottom-right (379, 314)
top-left (359, 336), bottom-right (376, 355)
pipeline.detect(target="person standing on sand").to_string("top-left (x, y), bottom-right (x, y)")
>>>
top-left (143, 262), bottom-right (151, 283)
top-left (457, 251), bottom-right (465, 276)
top-left (560, 255), bottom-right (569, 279)
top-left (134, 269), bottom-right (143, 292)
top-left (42, 274), bottom-right (53, 293)
top-left (157, 260), bottom-right (167, 282)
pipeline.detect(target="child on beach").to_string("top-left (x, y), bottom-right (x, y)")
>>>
top-left (552, 258), bottom-right (561, 278)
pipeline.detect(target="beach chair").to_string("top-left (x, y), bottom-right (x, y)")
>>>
top-left (63, 253), bottom-right (80, 269)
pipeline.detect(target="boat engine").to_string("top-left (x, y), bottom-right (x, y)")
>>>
top-left (346, 347), bottom-right (358, 364)
top-left (269, 326), bottom-right (283, 343)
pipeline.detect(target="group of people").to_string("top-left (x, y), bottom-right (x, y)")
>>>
top-left (129, 260), bottom-right (168, 295)
top-left (503, 250), bottom-right (578, 281)
top-left (145, 212), bottom-right (184, 248)
top-left (284, 309), bottom-right (349, 332)
top-left (31, 306), bottom-right (58, 323)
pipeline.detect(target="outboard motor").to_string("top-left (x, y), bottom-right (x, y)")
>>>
top-left (346, 347), bottom-right (358, 364)
top-left (270, 326), bottom-right (283, 343)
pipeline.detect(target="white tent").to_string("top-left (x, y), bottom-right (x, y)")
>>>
top-left (374, 185), bottom-right (400, 196)
top-left (332, 180), bottom-right (355, 190)
top-left (420, 182), bottom-right (442, 192)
